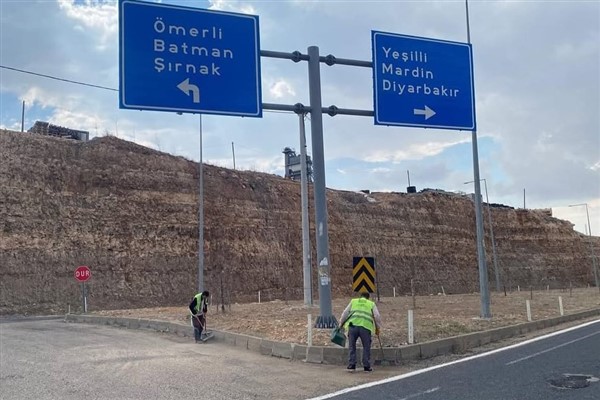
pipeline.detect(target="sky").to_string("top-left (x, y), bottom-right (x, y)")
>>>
top-left (1, 0), bottom-right (599, 236)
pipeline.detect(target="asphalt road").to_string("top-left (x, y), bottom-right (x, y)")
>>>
top-left (0, 317), bottom-right (395, 400)
top-left (2, 318), bottom-right (599, 400)
top-left (310, 319), bottom-right (600, 400)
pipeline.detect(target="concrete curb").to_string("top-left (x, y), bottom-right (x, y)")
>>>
top-left (65, 308), bottom-right (600, 366)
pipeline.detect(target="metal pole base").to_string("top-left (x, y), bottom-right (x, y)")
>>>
top-left (314, 314), bottom-right (338, 329)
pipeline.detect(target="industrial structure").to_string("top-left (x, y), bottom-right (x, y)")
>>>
top-left (28, 121), bottom-right (89, 142)
top-left (282, 147), bottom-right (313, 182)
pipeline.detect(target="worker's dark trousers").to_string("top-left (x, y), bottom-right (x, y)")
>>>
top-left (192, 314), bottom-right (206, 341)
top-left (348, 325), bottom-right (372, 368)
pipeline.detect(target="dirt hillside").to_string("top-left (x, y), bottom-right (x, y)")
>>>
top-left (1, 129), bottom-right (598, 315)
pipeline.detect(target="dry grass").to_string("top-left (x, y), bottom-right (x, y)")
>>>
top-left (95, 287), bottom-right (600, 347)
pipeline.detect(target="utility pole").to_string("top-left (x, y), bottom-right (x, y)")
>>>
top-left (21, 101), bottom-right (25, 132)
top-left (298, 111), bottom-right (312, 306)
top-left (465, 178), bottom-right (501, 291)
top-left (569, 203), bottom-right (599, 291)
top-left (231, 141), bottom-right (236, 170)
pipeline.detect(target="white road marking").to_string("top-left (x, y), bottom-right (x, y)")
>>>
top-left (305, 319), bottom-right (600, 400)
top-left (399, 386), bottom-right (440, 400)
top-left (505, 330), bottom-right (600, 365)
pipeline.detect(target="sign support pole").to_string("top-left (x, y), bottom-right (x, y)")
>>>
top-left (466, 0), bottom-right (491, 318)
top-left (81, 282), bottom-right (87, 313)
top-left (307, 46), bottom-right (336, 328)
top-left (298, 111), bottom-right (312, 306)
top-left (198, 114), bottom-right (205, 293)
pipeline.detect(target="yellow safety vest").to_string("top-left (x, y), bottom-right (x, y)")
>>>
top-left (345, 298), bottom-right (375, 334)
top-left (193, 293), bottom-right (205, 315)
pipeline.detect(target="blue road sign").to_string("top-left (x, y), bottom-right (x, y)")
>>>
top-left (372, 31), bottom-right (475, 130)
top-left (119, 0), bottom-right (262, 117)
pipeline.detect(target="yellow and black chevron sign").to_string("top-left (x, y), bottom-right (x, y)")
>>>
top-left (352, 257), bottom-right (376, 293)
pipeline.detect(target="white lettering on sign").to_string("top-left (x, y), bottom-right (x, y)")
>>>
top-left (153, 39), bottom-right (233, 59)
top-left (378, 45), bottom-right (460, 98)
top-left (154, 59), bottom-right (221, 75)
top-left (152, 17), bottom-right (234, 79)
top-left (154, 18), bottom-right (223, 39)
top-left (76, 270), bottom-right (90, 278)
top-left (382, 63), bottom-right (434, 79)
top-left (382, 79), bottom-right (460, 97)
top-left (381, 47), bottom-right (428, 63)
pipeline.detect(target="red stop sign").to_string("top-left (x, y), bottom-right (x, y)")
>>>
top-left (75, 266), bottom-right (91, 282)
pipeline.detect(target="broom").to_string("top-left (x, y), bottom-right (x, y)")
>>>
top-left (374, 331), bottom-right (392, 366)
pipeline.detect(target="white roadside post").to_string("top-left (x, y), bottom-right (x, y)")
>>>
top-left (307, 314), bottom-right (313, 347)
top-left (559, 296), bottom-right (564, 316)
top-left (408, 309), bottom-right (415, 344)
top-left (526, 300), bottom-right (532, 322)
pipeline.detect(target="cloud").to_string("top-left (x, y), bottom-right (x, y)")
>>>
top-left (208, 0), bottom-right (256, 15)
top-left (268, 79), bottom-right (296, 99)
top-left (1, 0), bottom-right (598, 235)
top-left (363, 139), bottom-right (469, 163)
top-left (57, 0), bottom-right (117, 51)
top-left (369, 167), bottom-right (391, 174)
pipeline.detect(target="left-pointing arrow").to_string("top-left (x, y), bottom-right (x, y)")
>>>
top-left (177, 78), bottom-right (200, 103)
top-left (413, 105), bottom-right (436, 120)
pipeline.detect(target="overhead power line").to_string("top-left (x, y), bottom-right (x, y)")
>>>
top-left (1, 64), bottom-right (293, 115)
top-left (1, 65), bottom-right (118, 92)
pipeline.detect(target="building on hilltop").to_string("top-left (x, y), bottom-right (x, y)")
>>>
top-left (28, 121), bottom-right (89, 142)
top-left (282, 147), bottom-right (313, 182)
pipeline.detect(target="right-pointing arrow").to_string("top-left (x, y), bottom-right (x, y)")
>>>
top-left (177, 78), bottom-right (200, 103)
top-left (413, 105), bottom-right (436, 120)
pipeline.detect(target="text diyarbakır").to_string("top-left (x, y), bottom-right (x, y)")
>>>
top-left (383, 79), bottom-right (460, 97)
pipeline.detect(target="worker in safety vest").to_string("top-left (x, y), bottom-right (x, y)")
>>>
top-left (189, 290), bottom-right (210, 342)
top-left (339, 292), bottom-right (382, 372)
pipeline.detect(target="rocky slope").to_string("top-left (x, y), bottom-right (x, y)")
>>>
top-left (1, 129), bottom-right (598, 314)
